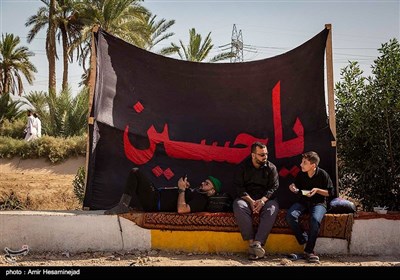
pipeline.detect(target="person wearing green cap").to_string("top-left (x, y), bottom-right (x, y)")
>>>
top-left (105, 168), bottom-right (222, 215)
top-left (232, 142), bottom-right (280, 260)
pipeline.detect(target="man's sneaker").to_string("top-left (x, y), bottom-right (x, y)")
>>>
top-left (248, 242), bottom-right (265, 259)
top-left (305, 252), bottom-right (320, 263)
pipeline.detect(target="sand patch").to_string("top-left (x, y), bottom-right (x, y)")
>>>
top-left (0, 157), bottom-right (85, 175)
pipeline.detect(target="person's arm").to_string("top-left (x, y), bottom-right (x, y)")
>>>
top-left (26, 117), bottom-right (33, 134)
top-left (233, 164), bottom-right (257, 211)
top-left (242, 194), bottom-right (256, 212)
top-left (289, 183), bottom-right (299, 194)
top-left (177, 177), bottom-right (191, 214)
top-left (309, 188), bottom-right (329, 197)
top-left (29, 117), bottom-right (35, 135)
top-left (325, 171), bottom-right (335, 197)
top-left (262, 163), bottom-right (279, 200)
top-left (309, 170), bottom-right (334, 197)
top-left (37, 119), bottom-right (42, 137)
top-left (288, 172), bottom-right (304, 199)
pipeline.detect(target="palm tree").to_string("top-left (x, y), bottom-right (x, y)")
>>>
top-left (48, 0), bottom-right (57, 95)
top-left (143, 13), bottom-right (175, 53)
top-left (0, 33), bottom-right (37, 96)
top-left (71, 0), bottom-right (150, 86)
top-left (162, 28), bottom-right (233, 62)
top-left (0, 93), bottom-right (25, 124)
top-left (26, 0), bottom-right (83, 94)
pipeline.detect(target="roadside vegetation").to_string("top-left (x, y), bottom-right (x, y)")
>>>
top-left (335, 39), bottom-right (400, 211)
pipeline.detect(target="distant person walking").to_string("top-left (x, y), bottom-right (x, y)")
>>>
top-left (24, 110), bottom-right (37, 141)
top-left (33, 113), bottom-right (42, 138)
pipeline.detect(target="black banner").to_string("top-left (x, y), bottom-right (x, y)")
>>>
top-left (84, 28), bottom-right (336, 210)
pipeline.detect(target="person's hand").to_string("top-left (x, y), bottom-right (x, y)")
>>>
top-left (178, 176), bottom-right (190, 190)
top-left (309, 188), bottom-right (318, 197)
top-left (253, 199), bottom-right (265, 214)
top-left (289, 183), bottom-right (299, 193)
top-left (244, 197), bottom-right (255, 212)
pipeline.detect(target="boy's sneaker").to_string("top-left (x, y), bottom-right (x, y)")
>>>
top-left (248, 242), bottom-right (265, 260)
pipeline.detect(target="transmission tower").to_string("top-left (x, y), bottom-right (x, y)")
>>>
top-left (230, 24), bottom-right (244, 62)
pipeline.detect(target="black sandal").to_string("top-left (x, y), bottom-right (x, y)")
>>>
top-left (287, 253), bottom-right (304, 261)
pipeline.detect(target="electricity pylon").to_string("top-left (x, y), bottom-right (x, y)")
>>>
top-left (230, 24), bottom-right (244, 62)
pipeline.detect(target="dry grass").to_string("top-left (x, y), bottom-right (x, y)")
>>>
top-left (0, 172), bottom-right (80, 210)
top-left (0, 158), bottom-right (83, 210)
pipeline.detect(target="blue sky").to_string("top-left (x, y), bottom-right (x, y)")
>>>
top-left (0, 0), bottom-right (399, 96)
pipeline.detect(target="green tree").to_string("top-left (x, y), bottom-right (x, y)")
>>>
top-left (72, 0), bottom-right (150, 86)
top-left (336, 39), bottom-right (400, 211)
top-left (0, 33), bottom-right (37, 96)
top-left (143, 13), bottom-right (175, 53)
top-left (162, 28), bottom-right (233, 62)
top-left (77, 0), bottom-right (149, 45)
top-left (0, 93), bottom-right (24, 124)
top-left (26, 0), bottom-right (83, 93)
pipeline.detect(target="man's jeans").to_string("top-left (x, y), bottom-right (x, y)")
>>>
top-left (286, 202), bottom-right (326, 254)
top-left (233, 198), bottom-right (279, 245)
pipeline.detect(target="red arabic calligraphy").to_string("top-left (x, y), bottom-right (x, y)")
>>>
top-left (124, 124), bottom-right (267, 165)
top-left (272, 81), bottom-right (304, 158)
top-left (124, 80), bottom-right (304, 164)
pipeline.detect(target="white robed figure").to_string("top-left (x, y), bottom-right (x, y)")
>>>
top-left (24, 110), bottom-right (37, 141)
top-left (33, 113), bottom-right (42, 138)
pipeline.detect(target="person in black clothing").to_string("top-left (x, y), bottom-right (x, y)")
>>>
top-left (104, 168), bottom-right (222, 215)
top-left (232, 142), bottom-right (279, 260)
top-left (286, 151), bottom-right (334, 263)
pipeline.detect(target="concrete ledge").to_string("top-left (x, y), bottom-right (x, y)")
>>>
top-left (0, 210), bottom-right (399, 256)
top-left (350, 218), bottom-right (400, 255)
top-left (0, 211), bottom-right (150, 253)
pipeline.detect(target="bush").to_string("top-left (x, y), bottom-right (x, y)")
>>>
top-left (0, 191), bottom-right (31, 210)
top-left (0, 118), bottom-right (26, 139)
top-left (73, 166), bottom-right (86, 204)
top-left (0, 135), bottom-right (86, 163)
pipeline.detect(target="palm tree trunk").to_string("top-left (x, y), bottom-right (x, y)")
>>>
top-left (48, 0), bottom-right (57, 97)
top-left (3, 71), bottom-right (9, 94)
top-left (61, 26), bottom-right (69, 92)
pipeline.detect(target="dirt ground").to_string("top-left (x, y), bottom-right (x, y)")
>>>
top-left (0, 157), bottom-right (83, 210)
top-left (1, 249), bottom-right (400, 267)
top-left (0, 158), bottom-right (399, 268)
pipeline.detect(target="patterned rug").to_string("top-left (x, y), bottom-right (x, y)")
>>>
top-left (121, 210), bottom-right (354, 241)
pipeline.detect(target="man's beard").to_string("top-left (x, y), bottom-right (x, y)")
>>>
top-left (256, 158), bottom-right (267, 166)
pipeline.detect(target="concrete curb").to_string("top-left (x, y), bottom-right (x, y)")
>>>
top-left (0, 211), bottom-right (399, 256)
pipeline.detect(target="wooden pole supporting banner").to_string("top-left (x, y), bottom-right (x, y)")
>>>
top-left (83, 25), bottom-right (99, 209)
top-left (325, 23), bottom-right (339, 192)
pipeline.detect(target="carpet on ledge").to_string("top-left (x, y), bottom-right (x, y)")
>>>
top-left (121, 210), bottom-right (354, 242)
